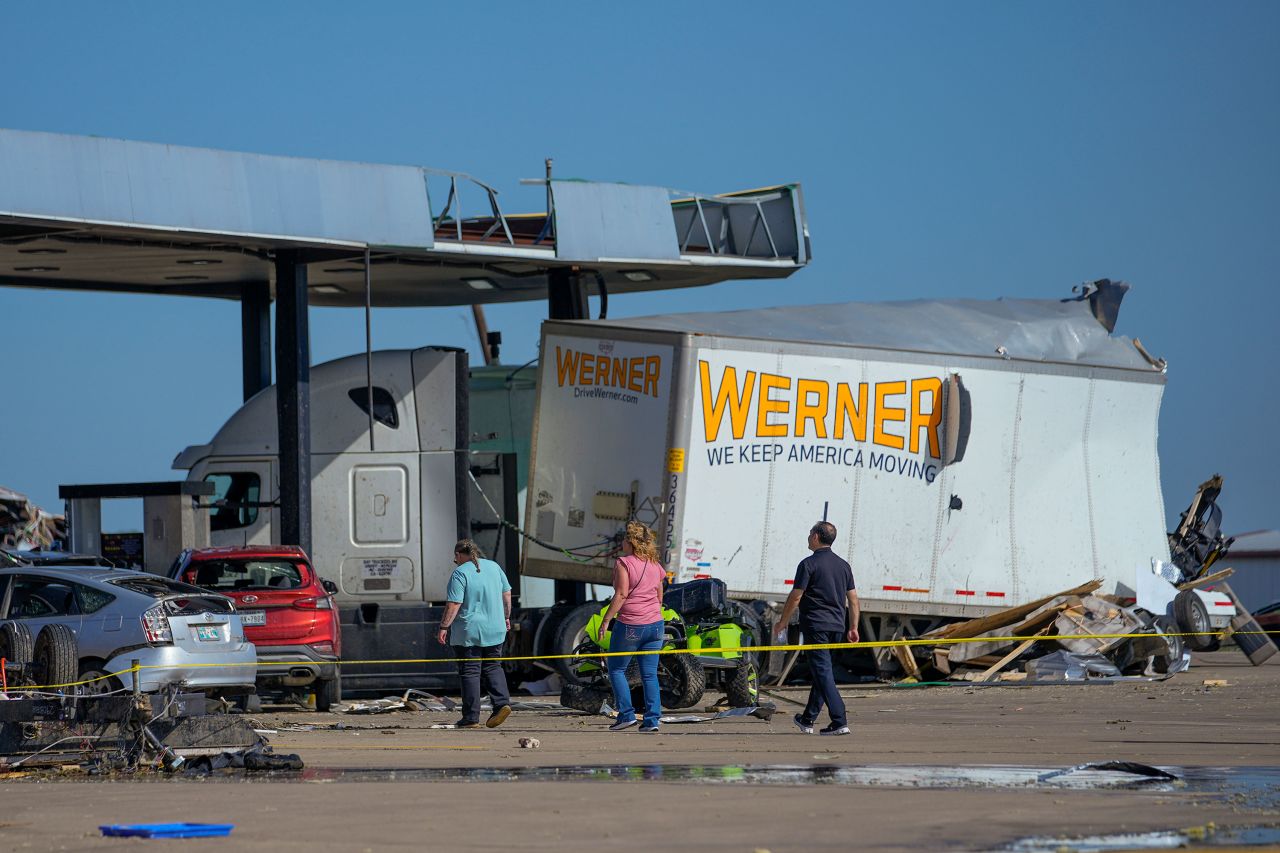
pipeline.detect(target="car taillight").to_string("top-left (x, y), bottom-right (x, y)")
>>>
top-left (293, 596), bottom-right (333, 610)
top-left (141, 606), bottom-right (173, 645)
top-left (309, 642), bottom-right (336, 655)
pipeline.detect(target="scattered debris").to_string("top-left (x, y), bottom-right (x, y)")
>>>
top-left (1202, 679), bottom-right (1230, 687)
top-left (657, 704), bottom-right (777, 725)
top-left (517, 737), bottom-right (540, 749)
top-left (0, 485), bottom-right (66, 550)
top-left (909, 578), bottom-right (1200, 684)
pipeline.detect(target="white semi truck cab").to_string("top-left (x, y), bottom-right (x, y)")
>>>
top-left (173, 346), bottom-right (479, 693)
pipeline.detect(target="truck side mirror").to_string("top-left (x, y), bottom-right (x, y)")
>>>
top-left (322, 579), bottom-right (338, 595)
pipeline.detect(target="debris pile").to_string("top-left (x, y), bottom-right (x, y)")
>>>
top-left (0, 486), bottom-right (66, 550)
top-left (917, 580), bottom-right (1186, 683)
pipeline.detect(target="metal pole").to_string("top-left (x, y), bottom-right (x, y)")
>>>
top-left (274, 249), bottom-right (313, 555)
top-left (471, 305), bottom-right (493, 365)
top-left (240, 282), bottom-right (272, 401)
top-left (364, 247), bottom-right (375, 452)
top-left (545, 157), bottom-right (554, 240)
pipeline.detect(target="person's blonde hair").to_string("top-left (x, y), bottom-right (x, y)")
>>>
top-left (454, 539), bottom-right (483, 572)
top-left (624, 521), bottom-right (660, 563)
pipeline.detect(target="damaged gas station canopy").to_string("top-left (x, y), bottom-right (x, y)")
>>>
top-left (0, 128), bottom-right (810, 307)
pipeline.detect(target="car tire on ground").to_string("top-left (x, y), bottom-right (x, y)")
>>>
top-left (725, 658), bottom-right (760, 707)
top-left (551, 602), bottom-right (604, 684)
top-left (1174, 590), bottom-right (1220, 652)
top-left (651, 652), bottom-right (705, 710)
top-left (314, 673), bottom-right (342, 712)
top-left (0, 622), bottom-right (34, 681)
top-left (33, 624), bottom-right (78, 690)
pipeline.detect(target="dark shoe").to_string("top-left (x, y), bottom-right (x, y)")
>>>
top-left (608, 718), bottom-right (639, 732)
top-left (638, 723), bottom-right (660, 733)
top-left (455, 719), bottom-right (480, 729)
top-left (819, 722), bottom-right (850, 736)
top-left (793, 714), bottom-right (815, 734)
top-left (486, 705), bottom-right (511, 728)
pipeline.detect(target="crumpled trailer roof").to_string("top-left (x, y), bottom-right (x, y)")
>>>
top-left (567, 279), bottom-right (1160, 374)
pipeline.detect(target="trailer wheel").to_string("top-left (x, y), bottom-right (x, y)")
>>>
top-left (1152, 617), bottom-right (1186, 673)
top-left (552, 602), bottom-right (604, 684)
top-left (1174, 590), bottom-right (1220, 652)
top-left (0, 622), bottom-right (33, 683)
top-left (648, 653), bottom-right (705, 710)
top-left (314, 672), bottom-right (342, 712)
top-left (725, 658), bottom-right (759, 708)
top-left (33, 624), bottom-right (78, 691)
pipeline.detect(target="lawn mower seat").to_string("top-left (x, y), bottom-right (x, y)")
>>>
top-left (663, 577), bottom-right (729, 620)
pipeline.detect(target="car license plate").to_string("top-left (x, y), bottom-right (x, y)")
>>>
top-left (240, 610), bottom-right (267, 626)
top-left (195, 625), bottom-right (222, 642)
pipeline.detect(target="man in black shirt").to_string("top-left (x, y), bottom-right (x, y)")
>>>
top-left (774, 521), bottom-right (859, 735)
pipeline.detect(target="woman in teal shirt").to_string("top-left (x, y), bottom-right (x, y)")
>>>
top-left (437, 539), bottom-right (513, 728)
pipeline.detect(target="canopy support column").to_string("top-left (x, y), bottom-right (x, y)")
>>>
top-left (547, 267), bottom-right (588, 604)
top-left (240, 281), bottom-right (272, 401)
top-left (547, 267), bottom-right (589, 320)
top-left (274, 250), bottom-right (312, 555)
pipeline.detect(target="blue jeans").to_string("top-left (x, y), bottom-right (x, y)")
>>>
top-left (800, 629), bottom-right (847, 728)
top-left (606, 619), bottom-right (663, 726)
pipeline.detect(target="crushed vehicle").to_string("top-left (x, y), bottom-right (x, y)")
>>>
top-left (168, 546), bottom-right (342, 710)
top-left (0, 566), bottom-right (255, 696)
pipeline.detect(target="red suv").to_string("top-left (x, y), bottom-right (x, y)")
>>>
top-left (170, 546), bottom-right (341, 710)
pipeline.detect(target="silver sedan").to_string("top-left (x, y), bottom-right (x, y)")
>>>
top-left (0, 566), bottom-right (255, 695)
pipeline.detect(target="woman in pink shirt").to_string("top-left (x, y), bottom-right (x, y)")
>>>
top-left (598, 521), bottom-right (665, 732)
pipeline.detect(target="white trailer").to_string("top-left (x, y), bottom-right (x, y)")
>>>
top-left (523, 282), bottom-right (1182, 641)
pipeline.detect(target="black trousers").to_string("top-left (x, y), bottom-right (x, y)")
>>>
top-left (800, 629), bottom-right (848, 728)
top-left (452, 644), bottom-right (510, 724)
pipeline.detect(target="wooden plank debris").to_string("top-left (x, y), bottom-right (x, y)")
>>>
top-left (924, 579), bottom-right (1104, 641)
top-left (975, 627), bottom-right (1052, 682)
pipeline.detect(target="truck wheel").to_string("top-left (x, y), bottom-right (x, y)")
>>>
top-left (33, 624), bottom-right (78, 691)
top-left (652, 653), bottom-right (705, 710)
top-left (0, 622), bottom-right (33, 681)
top-left (552, 602), bottom-right (603, 684)
top-left (725, 658), bottom-right (759, 707)
top-left (314, 672), bottom-right (342, 712)
top-left (1174, 590), bottom-right (1219, 652)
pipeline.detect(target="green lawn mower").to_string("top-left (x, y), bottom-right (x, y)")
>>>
top-left (555, 578), bottom-right (763, 713)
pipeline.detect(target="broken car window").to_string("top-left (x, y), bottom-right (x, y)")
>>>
top-left (347, 386), bottom-right (400, 429)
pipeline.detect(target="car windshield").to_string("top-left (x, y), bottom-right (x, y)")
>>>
top-left (188, 559), bottom-right (306, 591)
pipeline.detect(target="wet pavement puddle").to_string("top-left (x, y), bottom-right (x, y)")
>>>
top-left (1003, 823), bottom-right (1280, 852)
top-left (207, 762), bottom-right (1280, 802)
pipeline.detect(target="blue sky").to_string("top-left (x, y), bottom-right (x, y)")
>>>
top-left (2, 1), bottom-right (1277, 536)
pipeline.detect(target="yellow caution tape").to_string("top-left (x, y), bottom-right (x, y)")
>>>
top-left (3, 629), bottom-right (1275, 693)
